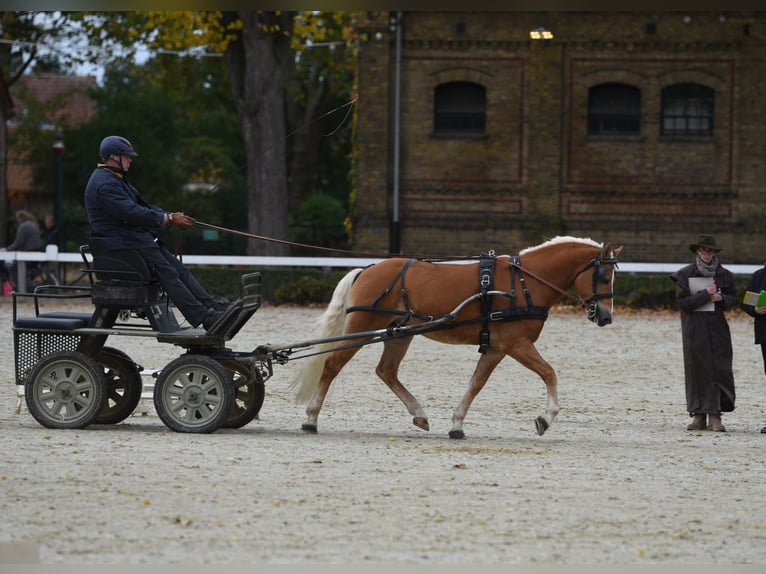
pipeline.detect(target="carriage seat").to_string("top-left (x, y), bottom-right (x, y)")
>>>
top-left (88, 237), bottom-right (154, 284)
top-left (84, 238), bottom-right (181, 333)
top-left (86, 237), bottom-right (160, 310)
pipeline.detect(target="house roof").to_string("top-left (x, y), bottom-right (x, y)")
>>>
top-left (8, 73), bottom-right (97, 125)
top-left (6, 73), bottom-right (98, 207)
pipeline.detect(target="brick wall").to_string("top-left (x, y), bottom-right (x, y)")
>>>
top-left (353, 11), bottom-right (766, 263)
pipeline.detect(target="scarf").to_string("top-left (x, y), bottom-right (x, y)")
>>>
top-left (696, 256), bottom-right (718, 277)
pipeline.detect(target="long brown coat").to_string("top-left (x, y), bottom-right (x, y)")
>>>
top-left (670, 262), bottom-right (737, 415)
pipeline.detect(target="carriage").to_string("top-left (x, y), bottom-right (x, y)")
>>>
top-left (11, 236), bottom-right (621, 437)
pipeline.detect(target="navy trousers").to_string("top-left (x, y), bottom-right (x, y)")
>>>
top-left (138, 245), bottom-right (218, 327)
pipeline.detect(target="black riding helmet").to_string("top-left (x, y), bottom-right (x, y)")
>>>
top-left (99, 135), bottom-right (138, 162)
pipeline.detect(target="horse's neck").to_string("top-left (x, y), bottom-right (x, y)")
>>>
top-left (521, 245), bottom-right (594, 289)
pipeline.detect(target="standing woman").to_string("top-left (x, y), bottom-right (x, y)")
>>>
top-left (742, 261), bottom-right (766, 433)
top-left (670, 234), bottom-right (737, 432)
top-left (1, 210), bottom-right (43, 286)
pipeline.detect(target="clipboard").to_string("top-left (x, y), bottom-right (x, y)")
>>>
top-left (688, 277), bottom-right (714, 312)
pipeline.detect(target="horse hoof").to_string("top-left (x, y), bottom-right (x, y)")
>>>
top-left (535, 416), bottom-right (549, 436)
top-left (448, 429), bottom-right (465, 439)
top-left (301, 423), bottom-right (318, 434)
top-left (413, 416), bottom-right (430, 431)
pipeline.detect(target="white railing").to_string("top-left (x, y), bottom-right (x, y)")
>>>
top-left (2, 250), bottom-right (762, 294)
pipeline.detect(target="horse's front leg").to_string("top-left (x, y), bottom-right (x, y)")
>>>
top-left (449, 350), bottom-right (504, 439)
top-left (505, 341), bottom-right (559, 435)
top-left (376, 337), bottom-right (430, 431)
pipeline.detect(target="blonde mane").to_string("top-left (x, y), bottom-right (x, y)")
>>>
top-left (519, 235), bottom-right (601, 256)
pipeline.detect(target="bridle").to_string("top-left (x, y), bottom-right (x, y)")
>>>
top-left (509, 250), bottom-right (619, 318)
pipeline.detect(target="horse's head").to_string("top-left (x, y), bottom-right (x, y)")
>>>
top-left (574, 243), bottom-right (623, 326)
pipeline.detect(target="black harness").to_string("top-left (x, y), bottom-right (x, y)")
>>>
top-left (346, 253), bottom-right (551, 354)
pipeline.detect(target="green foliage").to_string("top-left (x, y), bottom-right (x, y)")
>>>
top-left (290, 192), bottom-right (348, 251)
top-left (59, 56), bottom-right (246, 251)
top-left (189, 266), bottom-right (348, 305)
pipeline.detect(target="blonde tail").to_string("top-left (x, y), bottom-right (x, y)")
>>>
top-left (293, 268), bottom-right (363, 404)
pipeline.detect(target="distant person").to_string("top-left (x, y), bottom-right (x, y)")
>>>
top-left (1, 209), bottom-right (43, 286)
top-left (742, 260), bottom-right (766, 433)
top-left (670, 234), bottom-right (737, 432)
top-left (42, 214), bottom-right (62, 250)
top-left (84, 135), bottom-right (225, 330)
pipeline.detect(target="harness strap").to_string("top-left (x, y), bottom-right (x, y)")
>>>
top-left (478, 250), bottom-right (496, 354)
top-left (346, 259), bottom-right (434, 323)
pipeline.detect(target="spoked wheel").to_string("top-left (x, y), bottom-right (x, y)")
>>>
top-left (153, 355), bottom-right (234, 433)
top-left (220, 360), bottom-right (265, 429)
top-left (24, 351), bottom-right (107, 429)
top-left (94, 347), bottom-right (143, 425)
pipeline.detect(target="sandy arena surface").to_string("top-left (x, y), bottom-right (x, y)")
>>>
top-left (1, 297), bottom-right (765, 565)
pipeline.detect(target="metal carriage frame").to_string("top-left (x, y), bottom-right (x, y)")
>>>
top-left (12, 242), bottom-right (272, 434)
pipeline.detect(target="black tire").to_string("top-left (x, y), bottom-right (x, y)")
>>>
top-left (94, 347), bottom-right (143, 425)
top-left (24, 351), bottom-right (106, 429)
top-left (153, 355), bottom-right (234, 433)
top-left (220, 360), bottom-right (265, 429)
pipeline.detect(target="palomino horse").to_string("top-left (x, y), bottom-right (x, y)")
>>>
top-left (293, 236), bottom-right (622, 438)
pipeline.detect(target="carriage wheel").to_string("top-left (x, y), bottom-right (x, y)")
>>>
top-left (153, 355), bottom-right (234, 433)
top-left (24, 351), bottom-right (106, 429)
top-left (219, 360), bottom-right (265, 429)
top-left (94, 347), bottom-right (143, 425)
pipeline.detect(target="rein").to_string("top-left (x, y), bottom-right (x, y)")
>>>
top-left (192, 219), bottom-right (487, 261)
top-left (191, 218), bottom-right (617, 310)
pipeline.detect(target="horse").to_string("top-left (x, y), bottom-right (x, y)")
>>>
top-left (292, 236), bottom-right (622, 438)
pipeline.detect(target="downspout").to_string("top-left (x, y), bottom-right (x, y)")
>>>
top-left (389, 11), bottom-right (402, 254)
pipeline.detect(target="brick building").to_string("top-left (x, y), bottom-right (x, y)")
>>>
top-left (352, 11), bottom-right (766, 263)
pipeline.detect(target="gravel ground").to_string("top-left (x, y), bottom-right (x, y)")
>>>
top-left (1, 298), bottom-right (765, 565)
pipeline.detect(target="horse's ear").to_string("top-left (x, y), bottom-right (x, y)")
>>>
top-left (602, 243), bottom-right (623, 258)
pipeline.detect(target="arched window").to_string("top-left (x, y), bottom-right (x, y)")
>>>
top-left (661, 83), bottom-right (714, 136)
top-left (433, 81), bottom-right (486, 134)
top-left (587, 83), bottom-right (641, 135)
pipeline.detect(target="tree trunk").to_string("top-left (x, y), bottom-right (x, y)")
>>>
top-left (223, 11), bottom-right (293, 256)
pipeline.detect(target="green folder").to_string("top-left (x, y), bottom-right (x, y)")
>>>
top-left (743, 290), bottom-right (766, 307)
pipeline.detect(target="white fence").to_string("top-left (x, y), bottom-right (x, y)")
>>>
top-left (3, 249), bottom-right (762, 294)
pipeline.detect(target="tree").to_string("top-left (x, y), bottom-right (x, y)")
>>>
top-left (220, 11), bottom-right (294, 256)
top-left (0, 12), bottom-right (62, 242)
top-left (4, 11), bottom-right (358, 255)
top-left (287, 11), bottom-right (357, 249)
top-left (60, 56), bottom-right (246, 251)
top-left (76, 10), bottom-right (358, 256)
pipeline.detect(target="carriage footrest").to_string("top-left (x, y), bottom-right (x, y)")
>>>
top-left (13, 316), bottom-right (89, 331)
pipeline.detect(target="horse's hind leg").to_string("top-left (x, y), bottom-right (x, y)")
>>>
top-left (302, 344), bottom-right (364, 433)
top-left (449, 350), bottom-right (505, 439)
top-left (375, 337), bottom-right (429, 431)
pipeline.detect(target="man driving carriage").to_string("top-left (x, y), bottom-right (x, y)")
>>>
top-left (84, 135), bottom-right (224, 330)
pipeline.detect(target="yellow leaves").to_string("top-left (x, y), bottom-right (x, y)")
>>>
top-left (137, 11), bottom-right (236, 54)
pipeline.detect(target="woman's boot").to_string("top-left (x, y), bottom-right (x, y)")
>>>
top-left (686, 414), bottom-right (707, 431)
top-left (708, 414), bottom-right (726, 432)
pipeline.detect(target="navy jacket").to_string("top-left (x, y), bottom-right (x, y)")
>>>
top-left (84, 165), bottom-right (166, 250)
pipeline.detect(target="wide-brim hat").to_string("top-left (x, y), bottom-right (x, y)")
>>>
top-left (690, 234), bottom-right (722, 254)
